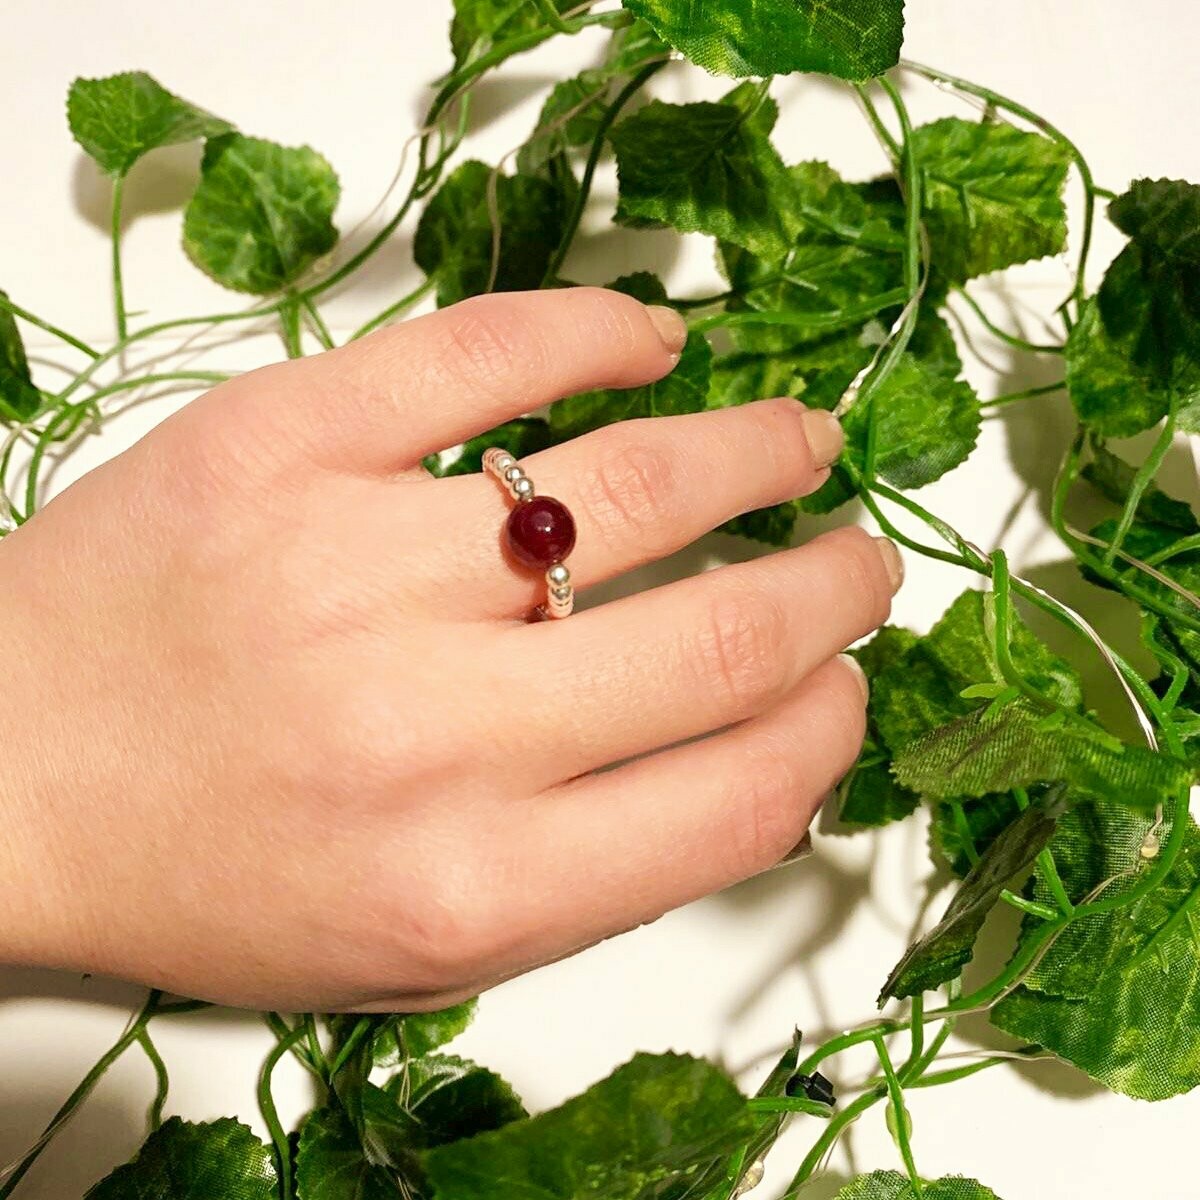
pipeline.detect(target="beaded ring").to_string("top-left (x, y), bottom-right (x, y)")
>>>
top-left (482, 448), bottom-right (576, 620)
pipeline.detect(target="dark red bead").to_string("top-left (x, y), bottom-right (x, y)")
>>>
top-left (505, 496), bottom-right (576, 568)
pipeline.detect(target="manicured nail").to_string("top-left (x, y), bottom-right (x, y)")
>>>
top-left (838, 653), bottom-right (870, 701)
top-left (775, 831), bottom-right (814, 869)
top-left (874, 536), bottom-right (905, 593)
top-left (801, 408), bottom-right (845, 469)
top-left (645, 305), bottom-right (688, 356)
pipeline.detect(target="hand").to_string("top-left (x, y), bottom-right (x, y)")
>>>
top-left (0, 287), bottom-right (901, 1012)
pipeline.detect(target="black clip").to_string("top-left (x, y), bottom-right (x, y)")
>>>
top-left (785, 1070), bottom-right (836, 1107)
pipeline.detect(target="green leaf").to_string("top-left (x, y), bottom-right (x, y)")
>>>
top-left (611, 84), bottom-right (800, 258)
top-left (929, 793), bottom-right (1023, 878)
top-left (871, 589), bottom-right (1083, 756)
top-left (372, 1000), bottom-right (479, 1063)
top-left (183, 133), bottom-right (339, 295)
top-left (0, 294), bottom-right (42, 422)
top-left (620, 0), bottom-right (905, 81)
top-left (833, 1171), bottom-right (1003, 1200)
top-left (385, 1054), bottom-right (527, 1147)
top-left (414, 161), bottom-right (566, 307)
top-left (67, 72), bottom-right (232, 177)
top-left (880, 788), bottom-right (1065, 1000)
top-left (993, 808), bottom-right (1200, 1100)
top-left (838, 627), bottom-right (921, 828)
top-left (296, 1103), bottom-right (410, 1200)
top-left (913, 117), bottom-right (1072, 284)
top-left (424, 419), bottom-right (555, 478)
top-left (1081, 443), bottom-right (1199, 532)
top-left (86, 1117), bottom-right (277, 1199)
top-left (421, 1052), bottom-right (755, 1200)
top-left (450, 0), bottom-right (571, 63)
top-left (893, 699), bottom-right (1193, 813)
top-left (549, 276), bottom-right (712, 439)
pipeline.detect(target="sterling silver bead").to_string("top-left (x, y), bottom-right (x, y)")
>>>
top-left (547, 563), bottom-right (571, 587)
top-left (504, 463), bottom-right (525, 485)
top-left (491, 451), bottom-right (515, 474)
top-left (511, 475), bottom-right (535, 501)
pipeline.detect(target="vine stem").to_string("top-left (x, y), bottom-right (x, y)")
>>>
top-left (137, 1028), bottom-right (170, 1131)
top-left (0, 294), bottom-right (100, 359)
top-left (259, 1025), bottom-right (307, 1200)
top-left (953, 286), bottom-right (1064, 356)
top-left (111, 173), bottom-right (129, 341)
top-left (1102, 400), bottom-right (1178, 566)
top-left (872, 1032), bottom-right (922, 1195)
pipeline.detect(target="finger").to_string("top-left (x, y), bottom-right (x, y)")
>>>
top-left (504, 526), bottom-right (901, 789)
top-left (495, 655), bottom-right (869, 967)
top-left (219, 288), bottom-right (689, 473)
top-left (420, 397), bottom-right (844, 619)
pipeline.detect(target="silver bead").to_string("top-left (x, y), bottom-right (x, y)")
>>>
top-left (511, 475), bottom-right (535, 501)
top-left (550, 583), bottom-right (572, 603)
top-left (492, 451), bottom-right (515, 474)
top-left (546, 563), bottom-right (571, 587)
top-left (503, 464), bottom-right (525, 485)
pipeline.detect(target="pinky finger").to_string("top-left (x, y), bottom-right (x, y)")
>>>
top-left (503, 654), bottom-right (869, 964)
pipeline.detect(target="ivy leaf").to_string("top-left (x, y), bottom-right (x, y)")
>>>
top-left (86, 1117), bottom-right (277, 1199)
top-left (0, 295), bottom-right (42, 422)
top-left (913, 118), bottom-right (1071, 284)
top-left (414, 161), bottom-right (566, 307)
top-left (893, 699), bottom-right (1193, 813)
top-left (450, 0), bottom-right (571, 63)
top-left (879, 788), bottom-right (1065, 1001)
top-left (295, 1102), bottom-right (410, 1200)
top-left (67, 72), bottom-right (232, 177)
top-left (421, 1052), bottom-right (755, 1200)
top-left (611, 84), bottom-right (800, 259)
top-left (384, 1054), bottom-right (527, 1147)
top-left (992, 808), bottom-right (1200, 1100)
top-left (839, 627), bottom-right (922, 828)
top-left (370, 1000), bottom-right (479, 1063)
top-left (550, 275), bottom-right (712, 439)
top-left (424, 419), bottom-right (555, 478)
top-left (833, 1171), bottom-right (1003, 1200)
top-left (183, 134), bottom-right (339, 295)
top-left (872, 589), bottom-right (1083, 756)
top-left (1081, 443), bottom-right (1199, 532)
top-left (620, 0), bottom-right (905, 81)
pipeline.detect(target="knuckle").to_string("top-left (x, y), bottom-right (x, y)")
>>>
top-left (576, 432), bottom-right (681, 553)
top-left (728, 741), bottom-right (809, 874)
top-left (398, 853), bottom-right (500, 983)
top-left (694, 587), bottom-right (790, 712)
top-left (436, 296), bottom-right (548, 399)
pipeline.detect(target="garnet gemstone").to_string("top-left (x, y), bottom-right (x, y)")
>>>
top-left (505, 496), bottom-right (576, 568)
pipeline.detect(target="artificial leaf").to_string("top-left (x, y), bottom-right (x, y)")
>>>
top-left (913, 117), bottom-right (1071, 284)
top-left (414, 160), bottom-right (565, 307)
top-left (421, 1052), bottom-right (755, 1200)
top-left (611, 84), bottom-right (800, 258)
top-left (871, 589), bottom-right (1083, 755)
top-left (450, 0), bottom-right (572, 63)
top-left (385, 1054), bottom-right (527, 1147)
top-left (424, 419), bottom-right (555, 478)
top-left (86, 1117), bottom-right (276, 1199)
top-left (183, 134), bottom-right (339, 294)
top-left (295, 1103), bottom-right (409, 1200)
top-left (893, 699), bottom-right (1192, 813)
top-left (0, 294), bottom-right (42, 422)
top-left (620, 0), bottom-right (905, 81)
top-left (993, 808), bottom-right (1200, 1100)
top-left (1081, 443), bottom-right (1198, 532)
top-left (393, 1000), bottom-right (478, 1059)
top-left (67, 72), bottom-right (232, 177)
top-left (720, 502), bottom-right (800, 547)
top-left (833, 1171), bottom-right (1003, 1200)
top-left (839, 627), bottom-right (922, 828)
top-left (880, 789), bottom-right (1065, 1000)
top-left (930, 793), bottom-right (1023, 878)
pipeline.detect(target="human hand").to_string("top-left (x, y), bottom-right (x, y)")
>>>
top-left (0, 287), bottom-right (900, 1012)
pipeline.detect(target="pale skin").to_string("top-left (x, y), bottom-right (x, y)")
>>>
top-left (0, 286), bottom-right (901, 1013)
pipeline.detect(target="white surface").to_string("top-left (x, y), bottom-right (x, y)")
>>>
top-left (2, 3), bottom-right (1200, 1198)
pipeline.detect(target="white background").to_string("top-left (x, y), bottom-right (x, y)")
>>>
top-left (2, 2), bottom-right (1199, 1197)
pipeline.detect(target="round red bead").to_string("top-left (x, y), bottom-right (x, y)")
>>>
top-left (505, 496), bottom-right (576, 568)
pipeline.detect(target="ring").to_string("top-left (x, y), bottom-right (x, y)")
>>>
top-left (483, 448), bottom-right (576, 620)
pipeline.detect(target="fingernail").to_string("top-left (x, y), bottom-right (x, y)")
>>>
top-left (645, 305), bottom-right (688, 356)
top-left (801, 408), bottom-right (845, 469)
top-left (838, 653), bottom-right (870, 702)
top-left (774, 831), bottom-right (814, 869)
top-left (874, 536), bottom-right (905, 593)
